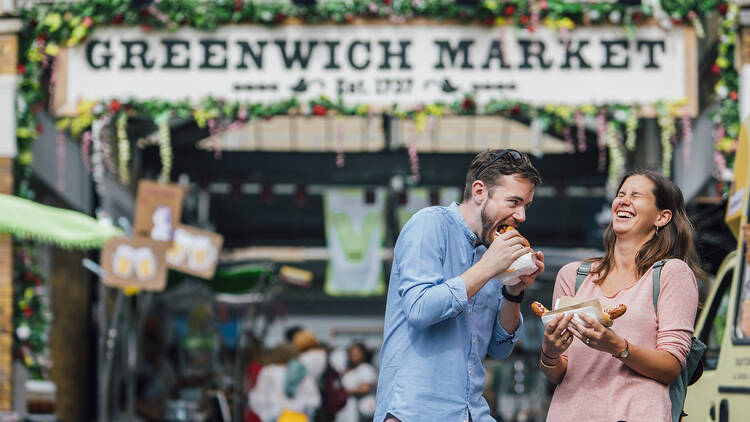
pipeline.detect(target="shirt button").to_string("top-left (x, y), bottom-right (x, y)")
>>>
top-left (468, 370), bottom-right (472, 375)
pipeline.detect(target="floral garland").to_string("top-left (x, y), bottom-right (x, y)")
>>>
top-left (13, 1), bottom-right (732, 189)
top-left (13, 243), bottom-right (52, 381)
top-left (711, 2), bottom-right (739, 193)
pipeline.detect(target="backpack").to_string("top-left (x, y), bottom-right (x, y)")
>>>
top-left (320, 364), bottom-right (348, 417)
top-left (575, 260), bottom-right (707, 422)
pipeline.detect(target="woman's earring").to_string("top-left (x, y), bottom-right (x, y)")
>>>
top-left (655, 225), bottom-right (660, 234)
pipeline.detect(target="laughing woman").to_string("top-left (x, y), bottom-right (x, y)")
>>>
top-left (539, 170), bottom-right (706, 422)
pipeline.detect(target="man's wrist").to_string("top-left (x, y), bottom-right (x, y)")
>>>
top-left (501, 285), bottom-right (524, 303)
top-left (504, 284), bottom-right (525, 297)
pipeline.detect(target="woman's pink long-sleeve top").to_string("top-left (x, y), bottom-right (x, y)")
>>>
top-left (546, 259), bottom-right (698, 422)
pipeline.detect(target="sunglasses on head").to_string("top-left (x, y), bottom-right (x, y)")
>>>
top-left (475, 149), bottom-right (527, 178)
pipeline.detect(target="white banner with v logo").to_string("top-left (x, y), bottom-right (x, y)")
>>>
top-left (324, 188), bottom-right (385, 296)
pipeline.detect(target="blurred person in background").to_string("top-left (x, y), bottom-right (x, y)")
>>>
top-left (540, 170), bottom-right (704, 422)
top-left (292, 329), bottom-right (328, 385)
top-left (375, 149), bottom-right (545, 422)
top-left (335, 343), bottom-right (377, 422)
top-left (249, 343), bottom-right (321, 422)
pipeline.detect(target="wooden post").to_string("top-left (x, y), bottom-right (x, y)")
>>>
top-left (0, 18), bottom-right (18, 412)
top-left (49, 247), bottom-right (91, 422)
top-left (0, 158), bottom-right (13, 412)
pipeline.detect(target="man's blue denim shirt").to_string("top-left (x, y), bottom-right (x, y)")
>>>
top-left (374, 202), bottom-right (522, 422)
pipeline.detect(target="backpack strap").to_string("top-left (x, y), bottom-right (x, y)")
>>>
top-left (652, 259), bottom-right (668, 314)
top-left (575, 261), bottom-right (593, 294)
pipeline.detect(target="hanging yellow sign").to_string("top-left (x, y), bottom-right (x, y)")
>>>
top-left (726, 115), bottom-right (750, 238)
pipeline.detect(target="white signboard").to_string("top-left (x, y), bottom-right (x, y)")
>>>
top-left (57, 24), bottom-right (696, 114)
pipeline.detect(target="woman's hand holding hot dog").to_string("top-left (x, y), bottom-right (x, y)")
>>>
top-left (541, 313), bottom-right (576, 359)
top-left (539, 313), bottom-right (575, 384)
top-left (569, 313), bottom-right (628, 356)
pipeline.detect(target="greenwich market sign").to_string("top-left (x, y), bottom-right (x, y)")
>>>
top-left (55, 24), bottom-right (697, 115)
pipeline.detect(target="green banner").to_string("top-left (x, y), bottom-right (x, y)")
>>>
top-left (323, 188), bottom-right (385, 296)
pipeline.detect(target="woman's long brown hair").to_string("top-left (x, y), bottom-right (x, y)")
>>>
top-left (590, 170), bottom-right (708, 297)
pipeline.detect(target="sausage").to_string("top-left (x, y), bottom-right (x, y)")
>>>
top-left (495, 225), bottom-right (530, 247)
top-left (531, 301), bottom-right (549, 317)
top-left (605, 304), bottom-right (627, 320)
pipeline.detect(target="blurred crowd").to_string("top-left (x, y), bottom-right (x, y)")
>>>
top-left (246, 327), bottom-right (378, 422)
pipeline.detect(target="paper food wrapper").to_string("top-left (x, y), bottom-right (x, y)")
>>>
top-left (496, 251), bottom-right (537, 286)
top-left (539, 297), bottom-right (610, 327)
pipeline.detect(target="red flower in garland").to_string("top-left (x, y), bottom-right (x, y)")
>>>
top-left (24, 308), bottom-right (33, 318)
top-left (82, 16), bottom-right (94, 28)
top-left (718, 3), bottom-right (728, 16)
top-left (312, 105), bottom-right (327, 116)
top-left (112, 14), bottom-right (125, 25)
top-left (17, 64), bottom-right (25, 75)
top-left (141, 24), bottom-right (153, 32)
top-left (138, 9), bottom-right (150, 18)
top-left (481, 17), bottom-right (494, 26)
top-left (631, 12), bottom-right (642, 24)
top-left (519, 15), bottom-right (530, 26)
top-left (36, 33), bottom-right (47, 44)
top-left (109, 100), bottom-right (122, 113)
top-left (730, 91), bottom-right (738, 101)
top-left (510, 104), bottom-right (521, 117)
top-left (462, 97), bottom-right (476, 112)
top-left (711, 64), bottom-right (721, 76)
top-left (273, 12), bottom-right (287, 24)
top-left (234, 0), bottom-right (243, 11)
top-left (345, 13), bottom-right (355, 23)
top-left (383, 0), bottom-right (392, 5)
top-left (503, 5), bottom-right (515, 16)
top-left (671, 18), bottom-right (682, 26)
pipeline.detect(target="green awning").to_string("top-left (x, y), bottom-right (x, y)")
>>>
top-left (0, 194), bottom-right (123, 249)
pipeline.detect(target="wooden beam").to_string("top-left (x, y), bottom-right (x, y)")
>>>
top-left (0, 157), bottom-right (11, 412)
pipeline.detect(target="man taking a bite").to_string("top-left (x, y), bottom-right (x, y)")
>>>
top-left (374, 149), bottom-right (544, 422)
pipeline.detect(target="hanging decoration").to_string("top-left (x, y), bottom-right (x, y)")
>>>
top-left (116, 112), bottom-right (130, 185)
top-left (563, 125), bottom-right (574, 155)
top-left (55, 132), bottom-right (65, 193)
top-left (606, 122), bottom-right (626, 198)
top-left (625, 108), bottom-right (638, 152)
top-left (155, 113), bottom-right (173, 183)
top-left (658, 104), bottom-right (676, 178)
top-left (574, 111), bottom-right (586, 153)
top-left (597, 110), bottom-right (607, 172)
top-left (335, 119), bottom-right (345, 168)
top-left (407, 122), bottom-right (420, 182)
top-left (681, 112), bottom-right (694, 169)
top-left (80, 130), bottom-right (91, 173)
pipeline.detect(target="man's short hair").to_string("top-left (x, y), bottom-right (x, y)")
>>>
top-left (463, 149), bottom-right (542, 200)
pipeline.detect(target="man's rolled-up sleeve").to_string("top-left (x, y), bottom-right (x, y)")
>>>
top-left (396, 213), bottom-right (468, 331)
top-left (487, 297), bottom-right (523, 360)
